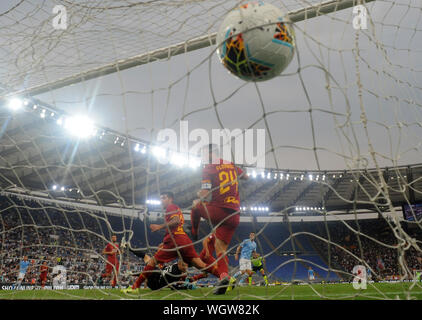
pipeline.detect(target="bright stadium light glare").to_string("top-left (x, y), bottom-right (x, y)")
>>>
top-left (300, 174), bottom-right (304, 181)
top-left (141, 146), bottom-right (147, 154)
top-left (64, 115), bottom-right (96, 138)
top-left (33, 104), bottom-right (37, 110)
top-left (134, 143), bottom-right (140, 152)
top-left (146, 199), bottom-right (161, 206)
top-left (7, 97), bottom-right (23, 111)
top-left (52, 185), bottom-right (57, 190)
top-left (188, 156), bottom-right (201, 169)
top-left (286, 174), bottom-right (290, 180)
top-left (280, 173), bottom-right (284, 180)
top-left (60, 186), bottom-right (65, 191)
top-left (170, 152), bottom-right (187, 167)
top-left (252, 171), bottom-right (257, 178)
top-left (40, 110), bottom-right (46, 118)
top-left (308, 174), bottom-right (313, 181)
top-left (152, 146), bottom-right (166, 159)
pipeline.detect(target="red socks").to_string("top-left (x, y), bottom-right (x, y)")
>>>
top-left (216, 253), bottom-right (229, 280)
top-left (190, 208), bottom-right (200, 237)
top-left (133, 264), bottom-right (154, 289)
top-left (192, 273), bottom-right (208, 281)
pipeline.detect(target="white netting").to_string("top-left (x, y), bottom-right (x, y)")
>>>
top-left (0, 0), bottom-right (422, 300)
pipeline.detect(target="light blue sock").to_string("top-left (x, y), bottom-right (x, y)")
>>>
top-left (233, 271), bottom-right (242, 279)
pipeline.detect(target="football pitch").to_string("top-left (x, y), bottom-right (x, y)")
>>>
top-left (1, 282), bottom-right (422, 300)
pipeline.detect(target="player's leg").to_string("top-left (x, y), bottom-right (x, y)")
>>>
top-left (260, 268), bottom-right (268, 285)
top-left (111, 263), bottom-right (119, 288)
top-left (15, 273), bottom-right (24, 286)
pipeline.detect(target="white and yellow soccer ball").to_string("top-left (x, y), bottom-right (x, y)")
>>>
top-left (216, 1), bottom-right (295, 82)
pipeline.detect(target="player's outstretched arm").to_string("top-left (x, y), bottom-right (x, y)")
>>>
top-left (235, 245), bottom-right (242, 260)
top-left (150, 216), bottom-right (180, 232)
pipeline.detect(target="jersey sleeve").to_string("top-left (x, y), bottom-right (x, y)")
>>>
top-left (236, 166), bottom-right (244, 177)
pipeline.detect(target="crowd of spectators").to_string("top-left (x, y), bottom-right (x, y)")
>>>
top-left (0, 195), bottom-right (146, 286)
top-left (310, 219), bottom-right (422, 281)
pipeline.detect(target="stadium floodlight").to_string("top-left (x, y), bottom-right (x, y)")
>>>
top-left (56, 117), bottom-right (63, 126)
top-left (64, 115), bottom-right (96, 138)
top-left (280, 173), bottom-right (284, 180)
top-left (33, 104), bottom-right (37, 110)
top-left (60, 186), bottom-right (65, 191)
top-left (7, 97), bottom-right (23, 111)
top-left (322, 175), bottom-right (326, 181)
top-left (23, 99), bottom-right (29, 106)
top-left (333, 174), bottom-right (336, 178)
top-left (141, 146), bottom-right (147, 154)
top-left (267, 172), bottom-right (271, 179)
top-left (134, 143), bottom-right (140, 152)
top-left (261, 172), bottom-right (265, 179)
top-left (274, 173), bottom-right (278, 179)
top-left (300, 174), bottom-right (304, 181)
top-left (52, 185), bottom-right (57, 190)
top-left (251, 171), bottom-right (257, 178)
top-left (308, 174), bottom-right (313, 181)
top-left (146, 199), bottom-right (161, 206)
top-left (40, 110), bottom-right (46, 118)
top-left (286, 174), bottom-right (290, 180)
top-left (50, 112), bottom-right (54, 117)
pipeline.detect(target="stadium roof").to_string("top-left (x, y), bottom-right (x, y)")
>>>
top-left (0, 100), bottom-right (421, 214)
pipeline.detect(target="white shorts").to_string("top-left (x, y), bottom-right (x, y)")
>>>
top-left (18, 272), bottom-right (26, 280)
top-left (309, 275), bottom-right (315, 281)
top-left (239, 258), bottom-right (252, 271)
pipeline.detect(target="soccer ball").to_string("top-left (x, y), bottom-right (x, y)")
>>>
top-left (216, 1), bottom-right (295, 82)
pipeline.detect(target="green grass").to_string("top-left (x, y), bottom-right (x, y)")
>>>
top-left (1, 282), bottom-right (422, 300)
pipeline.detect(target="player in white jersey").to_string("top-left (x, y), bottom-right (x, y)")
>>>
top-left (52, 258), bottom-right (67, 289)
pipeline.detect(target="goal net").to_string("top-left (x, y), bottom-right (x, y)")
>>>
top-left (0, 0), bottom-right (421, 300)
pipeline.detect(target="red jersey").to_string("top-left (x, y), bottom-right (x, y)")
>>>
top-left (40, 265), bottom-right (48, 275)
top-left (164, 204), bottom-right (186, 236)
top-left (105, 242), bottom-right (119, 263)
top-left (201, 159), bottom-right (243, 211)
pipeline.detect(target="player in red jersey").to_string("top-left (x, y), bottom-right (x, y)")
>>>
top-left (190, 144), bottom-right (248, 294)
top-left (125, 191), bottom-right (220, 293)
top-left (39, 261), bottom-right (49, 288)
top-left (101, 234), bottom-right (120, 287)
